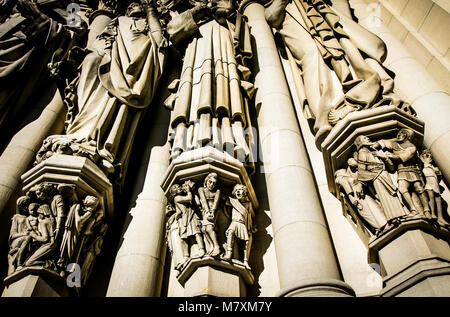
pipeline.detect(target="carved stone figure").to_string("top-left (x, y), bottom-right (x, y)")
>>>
top-left (7, 196), bottom-right (32, 275)
top-left (265, 0), bottom-right (409, 143)
top-left (420, 149), bottom-right (449, 226)
top-left (165, 203), bottom-right (187, 271)
top-left (170, 181), bottom-right (205, 264)
top-left (335, 158), bottom-right (387, 234)
top-left (80, 223), bottom-right (108, 286)
top-left (354, 135), bottom-right (407, 221)
top-left (374, 128), bottom-right (430, 216)
top-left (23, 203), bottom-right (56, 267)
top-left (39, 1), bottom-right (165, 177)
top-left (58, 195), bottom-right (98, 268)
top-left (198, 173), bottom-right (222, 256)
top-left (222, 184), bottom-right (254, 269)
top-left (0, 0), bottom-right (84, 132)
top-left (162, 0), bottom-right (255, 165)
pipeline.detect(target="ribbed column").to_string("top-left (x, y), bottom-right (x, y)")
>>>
top-left (242, 1), bottom-right (354, 297)
top-left (350, 0), bottom-right (450, 183)
top-left (106, 144), bottom-right (170, 297)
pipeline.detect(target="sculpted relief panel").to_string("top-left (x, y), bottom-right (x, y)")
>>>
top-left (166, 173), bottom-right (256, 276)
top-left (7, 182), bottom-right (106, 287)
top-left (335, 129), bottom-right (449, 238)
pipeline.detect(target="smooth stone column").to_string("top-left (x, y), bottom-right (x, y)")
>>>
top-left (0, 87), bottom-right (65, 219)
top-left (106, 144), bottom-right (170, 297)
top-left (242, 1), bottom-right (354, 297)
top-left (350, 0), bottom-right (450, 183)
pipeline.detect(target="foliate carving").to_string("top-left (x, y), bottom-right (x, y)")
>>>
top-left (336, 130), bottom-right (449, 238)
top-left (165, 173), bottom-right (256, 274)
top-left (6, 182), bottom-right (107, 286)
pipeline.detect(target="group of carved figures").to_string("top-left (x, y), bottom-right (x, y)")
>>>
top-left (7, 182), bottom-right (107, 286)
top-left (166, 173), bottom-right (256, 272)
top-left (336, 128), bottom-right (450, 236)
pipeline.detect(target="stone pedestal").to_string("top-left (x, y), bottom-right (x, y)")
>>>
top-left (368, 219), bottom-right (450, 296)
top-left (180, 257), bottom-right (253, 297)
top-left (2, 271), bottom-right (71, 297)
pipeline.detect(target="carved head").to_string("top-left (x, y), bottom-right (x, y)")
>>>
top-left (396, 128), bottom-right (414, 142)
top-left (232, 184), bottom-right (248, 201)
top-left (16, 196), bottom-right (31, 215)
top-left (182, 180), bottom-right (195, 193)
top-left (126, 2), bottom-right (145, 17)
top-left (169, 184), bottom-right (181, 197)
top-left (204, 172), bottom-right (218, 191)
top-left (34, 183), bottom-right (55, 202)
top-left (420, 149), bottom-right (433, 165)
top-left (28, 203), bottom-right (40, 216)
top-left (354, 135), bottom-right (372, 150)
top-left (83, 195), bottom-right (99, 213)
top-left (37, 204), bottom-right (52, 218)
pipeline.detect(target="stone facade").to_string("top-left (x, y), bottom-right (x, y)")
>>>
top-left (0, 0), bottom-right (448, 297)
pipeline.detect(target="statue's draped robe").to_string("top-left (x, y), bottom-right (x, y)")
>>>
top-left (65, 16), bottom-right (163, 174)
top-left (0, 3), bottom-right (74, 130)
top-left (279, 0), bottom-right (399, 138)
top-left (335, 168), bottom-right (387, 230)
top-left (356, 147), bottom-right (407, 220)
top-left (166, 10), bottom-right (255, 170)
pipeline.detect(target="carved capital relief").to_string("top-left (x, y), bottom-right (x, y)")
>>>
top-left (165, 173), bottom-right (256, 282)
top-left (322, 106), bottom-right (449, 244)
top-left (6, 181), bottom-right (107, 287)
top-left (4, 153), bottom-right (113, 290)
top-left (161, 147), bottom-right (258, 285)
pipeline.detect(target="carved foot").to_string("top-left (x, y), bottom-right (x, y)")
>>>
top-left (196, 248), bottom-right (205, 258)
top-left (210, 248), bottom-right (221, 257)
top-left (221, 250), bottom-right (232, 262)
top-left (328, 104), bottom-right (359, 125)
top-left (243, 260), bottom-right (251, 270)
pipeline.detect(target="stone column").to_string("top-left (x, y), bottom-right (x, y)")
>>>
top-left (242, 1), bottom-right (354, 297)
top-left (350, 0), bottom-right (450, 183)
top-left (0, 88), bottom-right (64, 220)
top-left (106, 144), bottom-right (170, 297)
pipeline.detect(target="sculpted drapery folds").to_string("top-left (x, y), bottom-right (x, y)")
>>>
top-left (0, 0), bottom-right (85, 132)
top-left (162, 0), bottom-right (255, 168)
top-left (265, 0), bottom-right (411, 144)
top-left (37, 1), bottom-right (166, 179)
